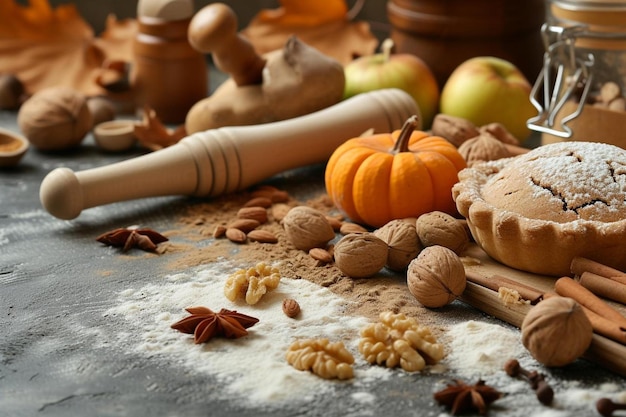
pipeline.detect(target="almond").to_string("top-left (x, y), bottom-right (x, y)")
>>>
top-left (340, 222), bottom-right (368, 235)
top-left (309, 247), bottom-right (333, 264)
top-left (228, 218), bottom-right (260, 233)
top-left (237, 206), bottom-right (268, 224)
top-left (213, 225), bottom-right (227, 238)
top-left (282, 298), bottom-right (301, 318)
top-left (325, 216), bottom-right (343, 231)
top-left (225, 227), bottom-right (247, 243)
top-left (243, 196), bottom-right (273, 208)
top-left (270, 190), bottom-right (290, 203)
top-left (247, 229), bottom-right (278, 244)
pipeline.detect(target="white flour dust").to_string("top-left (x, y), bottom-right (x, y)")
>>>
top-left (104, 261), bottom-right (392, 406)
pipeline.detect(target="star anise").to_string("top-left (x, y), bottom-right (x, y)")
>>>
top-left (433, 379), bottom-right (503, 415)
top-left (171, 307), bottom-right (259, 344)
top-left (96, 226), bottom-right (168, 252)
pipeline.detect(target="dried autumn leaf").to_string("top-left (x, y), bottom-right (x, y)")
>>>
top-left (242, 0), bottom-right (377, 65)
top-left (0, 0), bottom-right (136, 96)
top-left (134, 107), bottom-right (186, 151)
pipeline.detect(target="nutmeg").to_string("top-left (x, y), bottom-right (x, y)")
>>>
top-left (373, 219), bottom-right (421, 271)
top-left (406, 245), bottom-right (466, 308)
top-left (18, 86), bottom-right (92, 151)
top-left (333, 232), bottom-right (388, 278)
top-left (521, 296), bottom-right (593, 367)
top-left (416, 211), bottom-right (469, 255)
top-left (282, 206), bottom-right (335, 251)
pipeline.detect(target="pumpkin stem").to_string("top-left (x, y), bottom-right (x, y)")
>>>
top-left (381, 38), bottom-right (394, 62)
top-left (393, 115), bottom-right (420, 153)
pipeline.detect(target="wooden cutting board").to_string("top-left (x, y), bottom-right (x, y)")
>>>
top-left (460, 244), bottom-right (626, 377)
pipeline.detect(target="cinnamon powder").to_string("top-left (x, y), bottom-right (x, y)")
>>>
top-left (159, 188), bottom-right (442, 329)
top-left (0, 136), bottom-right (22, 152)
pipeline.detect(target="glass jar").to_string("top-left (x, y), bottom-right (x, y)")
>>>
top-left (530, 0), bottom-right (626, 148)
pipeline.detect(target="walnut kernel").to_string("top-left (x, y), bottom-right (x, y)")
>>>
top-left (359, 311), bottom-right (444, 372)
top-left (333, 232), bottom-right (388, 278)
top-left (373, 219), bottom-right (421, 271)
top-left (224, 262), bottom-right (281, 305)
top-left (416, 211), bottom-right (469, 255)
top-left (286, 338), bottom-right (354, 380)
top-left (407, 245), bottom-right (466, 308)
top-left (521, 296), bottom-right (593, 367)
top-left (282, 206), bottom-right (335, 251)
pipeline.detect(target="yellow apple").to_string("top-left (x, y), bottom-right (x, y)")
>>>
top-left (440, 56), bottom-right (536, 141)
top-left (343, 39), bottom-right (439, 128)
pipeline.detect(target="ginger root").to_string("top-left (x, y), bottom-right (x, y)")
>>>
top-left (185, 35), bottom-right (345, 133)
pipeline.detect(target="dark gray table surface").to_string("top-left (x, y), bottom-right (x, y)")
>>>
top-left (1, 98), bottom-right (625, 417)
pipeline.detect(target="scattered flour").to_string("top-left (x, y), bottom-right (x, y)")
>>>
top-left (105, 261), bottom-right (392, 406)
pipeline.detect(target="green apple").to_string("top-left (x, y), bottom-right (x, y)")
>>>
top-left (343, 39), bottom-right (440, 128)
top-left (440, 56), bottom-right (535, 141)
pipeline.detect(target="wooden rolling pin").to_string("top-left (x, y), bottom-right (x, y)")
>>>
top-left (40, 88), bottom-right (419, 220)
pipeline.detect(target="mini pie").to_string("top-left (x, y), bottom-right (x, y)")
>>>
top-left (452, 141), bottom-right (626, 276)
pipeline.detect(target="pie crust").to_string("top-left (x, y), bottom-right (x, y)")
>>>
top-left (452, 141), bottom-right (626, 276)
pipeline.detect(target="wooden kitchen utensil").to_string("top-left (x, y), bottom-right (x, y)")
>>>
top-left (40, 88), bottom-right (419, 220)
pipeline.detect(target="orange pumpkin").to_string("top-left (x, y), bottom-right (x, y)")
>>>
top-left (325, 115), bottom-right (466, 227)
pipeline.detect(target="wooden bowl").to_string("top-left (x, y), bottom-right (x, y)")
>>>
top-left (0, 128), bottom-right (29, 167)
top-left (93, 120), bottom-right (137, 152)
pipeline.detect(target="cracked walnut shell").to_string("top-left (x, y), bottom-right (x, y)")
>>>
top-left (282, 206), bottom-right (335, 251)
top-left (359, 311), bottom-right (444, 372)
top-left (333, 232), bottom-right (388, 278)
top-left (407, 245), bottom-right (466, 308)
top-left (373, 219), bottom-right (421, 271)
top-left (224, 262), bottom-right (281, 305)
top-left (286, 338), bottom-right (354, 380)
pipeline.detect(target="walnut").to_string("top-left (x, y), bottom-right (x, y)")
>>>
top-left (479, 122), bottom-right (520, 145)
top-left (333, 232), bottom-right (388, 278)
top-left (431, 114), bottom-right (480, 147)
top-left (406, 245), bottom-right (466, 308)
top-left (457, 133), bottom-right (511, 166)
top-left (0, 74), bottom-right (25, 110)
top-left (86, 96), bottom-right (116, 127)
top-left (17, 86), bottom-right (92, 151)
top-left (416, 211), bottom-right (469, 255)
top-left (521, 296), bottom-right (593, 367)
top-left (286, 338), bottom-right (354, 380)
top-left (373, 219), bottom-right (421, 271)
top-left (224, 262), bottom-right (281, 305)
top-left (282, 206), bottom-right (335, 251)
top-left (359, 311), bottom-right (444, 372)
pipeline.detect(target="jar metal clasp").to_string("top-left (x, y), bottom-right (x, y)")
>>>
top-left (527, 23), bottom-right (595, 138)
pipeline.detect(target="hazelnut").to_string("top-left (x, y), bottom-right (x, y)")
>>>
top-left (407, 245), bottom-right (466, 308)
top-left (0, 74), bottom-right (25, 110)
top-left (416, 211), bottom-right (469, 255)
top-left (333, 232), bottom-right (388, 278)
top-left (521, 296), bottom-right (593, 367)
top-left (18, 86), bottom-right (92, 151)
top-left (373, 219), bottom-right (421, 271)
top-left (282, 206), bottom-right (335, 251)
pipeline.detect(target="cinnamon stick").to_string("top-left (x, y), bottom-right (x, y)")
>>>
top-left (579, 272), bottom-right (626, 305)
top-left (544, 292), bottom-right (626, 344)
top-left (554, 277), bottom-right (626, 328)
top-left (571, 257), bottom-right (626, 279)
top-left (465, 270), bottom-right (543, 304)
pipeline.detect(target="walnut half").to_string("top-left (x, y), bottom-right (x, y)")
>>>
top-left (359, 311), bottom-right (444, 372)
top-left (286, 338), bottom-right (355, 380)
top-left (224, 262), bottom-right (281, 305)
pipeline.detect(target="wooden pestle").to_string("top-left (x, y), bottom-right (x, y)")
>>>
top-left (188, 3), bottom-right (266, 86)
top-left (40, 89), bottom-right (418, 220)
